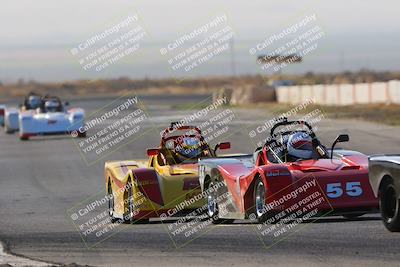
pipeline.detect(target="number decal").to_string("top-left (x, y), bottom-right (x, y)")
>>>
top-left (345, 182), bottom-right (363, 197)
top-left (326, 182), bottom-right (363, 198)
top-left (326, 183), bottom-right (343, 198)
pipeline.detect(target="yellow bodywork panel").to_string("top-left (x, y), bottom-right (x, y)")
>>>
top-left (105, 156), bottom-right (205, 218)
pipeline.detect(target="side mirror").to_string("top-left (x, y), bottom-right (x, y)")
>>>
top-left (64, 101), bottom-right (70, 106)
top-left (219, 142), bottom-right (231, 150)
top-left (147, 148), bottom-right (159, 157)
top-left (330, 134), bottom-right (349, 159)
top-left (214, 142), bottom-right (230, 155)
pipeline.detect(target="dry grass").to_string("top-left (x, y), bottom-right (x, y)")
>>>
top-left (251, 102), bottom-right (400, 126)
top-left (0, 76), bottom-right (266, 100)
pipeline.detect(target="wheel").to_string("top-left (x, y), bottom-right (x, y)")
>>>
top-left (108, 182), bottom-right (118, 223)
top-left (77, 131), bottom-right (86, 138)
top-left (254, 177), bottom-right (267, 223)
top-left (379, 179), bottom-right (400, 232)
top-left (19, 135), bottom-right (29, 141)
top-left (5, 124), bottom-right (14, 134)
top-left (253, 177), bottom-right (277, 223)
top-left (342, 213), bottom-right (365, 220)
top-left (126, 181), bottom-right (149, 224)
top-left (206, 181), bottom-right (234, 224)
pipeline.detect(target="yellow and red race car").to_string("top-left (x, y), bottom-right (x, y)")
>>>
top-left (105, 122), bottom-right (231, 223)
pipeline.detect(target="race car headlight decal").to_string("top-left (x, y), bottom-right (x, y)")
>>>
top-left (266, 170), bottom-right (291, 177)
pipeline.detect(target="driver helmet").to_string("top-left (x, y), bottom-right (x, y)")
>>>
top-left (27, 95), bottom-right (41, 109)
top-left (44, 100), bottom-right (60, 112)
top-left (175, 137), bottom-right (202, 160)
top-left (287, 132), bottom-right (314, 160)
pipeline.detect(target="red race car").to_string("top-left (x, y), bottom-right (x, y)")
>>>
top-left (199, 118), bottom-right (379, 223)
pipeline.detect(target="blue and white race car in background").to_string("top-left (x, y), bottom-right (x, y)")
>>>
top-left (4, 92), bottom-right (42, 134)
top-left (18, 95), bottom-right (86, 140)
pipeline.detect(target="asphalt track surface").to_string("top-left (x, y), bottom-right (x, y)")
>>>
top-left (0, 94), bottom-right (399, 267)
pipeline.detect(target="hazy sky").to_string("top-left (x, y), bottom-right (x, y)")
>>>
top-left (1, 0), bottom-right (399, 81)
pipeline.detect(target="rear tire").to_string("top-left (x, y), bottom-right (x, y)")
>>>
top-left (206, 181), bottom-right (234, 224)
top-left (379, 179), bottom-right (400, 232)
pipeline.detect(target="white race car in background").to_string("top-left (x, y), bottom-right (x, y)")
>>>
top-left (5, 107), bottom-right (22, 133)
top-left (4, 92), bottom-right (42, 134)
top-left (19, 96), bottom-right (86, 140)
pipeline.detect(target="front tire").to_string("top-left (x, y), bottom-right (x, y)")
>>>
top-left (108, 182), bottom-right (118, 223)
top-left (19, 135), bottom-right (29, 141)
top-left (5, 124), bottom-right (14, 134)
top-left (206, 181), bottom-right (233, 224)
top-left (379, 179), bottom-right (400, 232)
top-left (126, 181), bottom-right (149, 224)
top-left (254, 177), bottom-right (267, 223)
top-left (77, 131), bottom-right (87, 138)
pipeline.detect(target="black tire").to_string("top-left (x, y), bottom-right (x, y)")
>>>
top-left (108, 183), bottom-right (118, 223)
top-left (252, 177), bottom-right (277, 224)
top-left (379, 179), bottom-right (400, 232)
top-left (254, 177), bottom-right (268, 223)
top-left (206, 181), bottom-right (234, 224)
top-left (126, 181), bottom-right (149, 224)
top-left (5, 124), bottom-right (14, 134)
top-left (77, 131), bottom-right (87, 138)
top-left (19, 136), bottom-right (29, 141)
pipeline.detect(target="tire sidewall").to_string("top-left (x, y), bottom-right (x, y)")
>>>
top-left (254, 177), bottom-right (267, 223)
top-left (380, 180), bottom-right (400, 232)
top-left (207, 181), bottom-right (220, 223)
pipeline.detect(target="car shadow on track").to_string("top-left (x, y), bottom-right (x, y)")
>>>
top-left (146, 215), bottom-right (382, 226)
top-left (304, 215), bottom-right (382, 224)
top-left (21, 136), bottom-right (79, 142)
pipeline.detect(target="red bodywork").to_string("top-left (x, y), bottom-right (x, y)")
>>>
top-left (216, 148), bottom-right (378, 217)
top-left (205, 119), bottom-right (379, 219)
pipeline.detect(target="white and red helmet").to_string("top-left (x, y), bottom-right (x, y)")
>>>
top-left (287, 132), bottom-right (314, 160)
